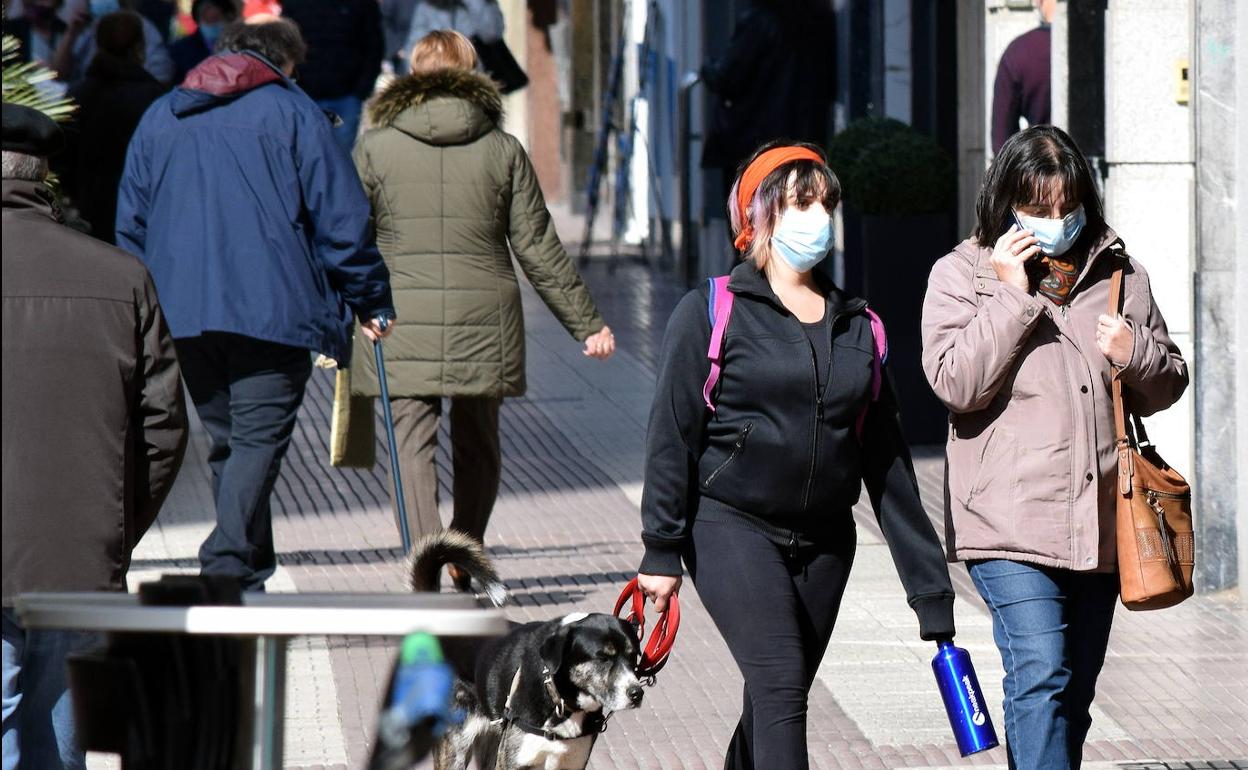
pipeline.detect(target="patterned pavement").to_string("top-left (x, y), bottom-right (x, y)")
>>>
top-left (103, 212), bottom-right (1247, 770)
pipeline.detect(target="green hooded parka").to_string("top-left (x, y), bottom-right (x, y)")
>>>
top-left (350, 68), bottom-right (605, 398)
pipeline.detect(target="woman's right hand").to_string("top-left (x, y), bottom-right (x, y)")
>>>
top-left (637, 573), bottom-right (681, 613)
top-left (583, 325), bottom-right (616, 361)
top-left (990, 225), bottom-right (1040, 294)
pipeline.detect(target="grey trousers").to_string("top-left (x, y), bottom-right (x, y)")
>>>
top-left (388, 396), bottom-right (502, 543)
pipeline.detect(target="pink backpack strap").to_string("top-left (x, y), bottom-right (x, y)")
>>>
top-left (702, 276), bottom-right (735, 412)
top-left (855, 307), bottom-right (888, 441)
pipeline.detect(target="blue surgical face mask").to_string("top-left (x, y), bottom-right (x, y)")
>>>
top-left (1014, 205), bottom-right (1087, 257)
top-left (771, 206), bottom-right (833, 273)
top-left (199, 21), bottom-right (223, 49)
top-left (89, 0), bottom-right (122, 17)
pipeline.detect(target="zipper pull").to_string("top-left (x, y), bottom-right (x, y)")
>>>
top-left (1148, 492), bottom-right (1173, 557)
top-left (788, 532), bottom-right (798, 560)
top-left (816, 399), bottom-right (823, 420)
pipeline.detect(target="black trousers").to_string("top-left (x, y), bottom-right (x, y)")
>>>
top-left (175, 333), bottom-right (312, 591)
top-left (685, 517), bottom-right (856, 770)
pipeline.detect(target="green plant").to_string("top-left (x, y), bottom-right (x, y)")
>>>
top-left (826, 117), bottom-right (954, 216)
top-left (3, 30), bottom-right (76, 122)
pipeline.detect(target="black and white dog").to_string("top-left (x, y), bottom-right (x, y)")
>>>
top-left (408, 531), bottom-right (646, 770)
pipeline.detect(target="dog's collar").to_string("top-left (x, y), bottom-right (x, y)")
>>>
top-left (540, 666), bottom-right (569, 719)
top-left (498, 668), bottom-right (610, 741)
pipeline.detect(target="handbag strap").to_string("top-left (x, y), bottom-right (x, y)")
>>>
top-left (1108, 257), bottom-right (1156, 493)
top-left (1108, 257), bottom-right (1151, 446)
top-left (1109, 260), bottom-right (1127, 445)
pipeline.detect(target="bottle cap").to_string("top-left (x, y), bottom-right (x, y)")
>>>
top-left (400, 633), bottom-right (443, 665)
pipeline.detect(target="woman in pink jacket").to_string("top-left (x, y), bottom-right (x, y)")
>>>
top-left (921, 125), bottom-right (1188, 770)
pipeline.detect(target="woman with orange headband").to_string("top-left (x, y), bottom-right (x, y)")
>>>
top-left (636, 141), bottom-right (957, 769)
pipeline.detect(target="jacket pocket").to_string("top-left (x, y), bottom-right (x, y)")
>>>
top-left (702, 422), bottom-right (753, 489)
top-left (964, 426), bottom-right (1017, 513)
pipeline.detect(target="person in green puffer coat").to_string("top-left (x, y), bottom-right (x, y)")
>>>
top-left (351, 30), bottom-right (615, 565)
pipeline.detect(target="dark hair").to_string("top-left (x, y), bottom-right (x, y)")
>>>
top-left (191, 0), bottom-right (239, 22)
top-left (973, 125), bottom-right (1106, 251)
top-left (219, 18), bottom-right (307, 71)
top-left (728, 139), bottom-right (842, 266)
top-left (95, 11), bottom-right (145, 62)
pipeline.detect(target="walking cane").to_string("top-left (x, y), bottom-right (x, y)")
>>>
top-left (373, 316), bottom-right (412, 554)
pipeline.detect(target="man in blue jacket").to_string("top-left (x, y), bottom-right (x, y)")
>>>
top-left (117, 17), bottom-right (394, 591)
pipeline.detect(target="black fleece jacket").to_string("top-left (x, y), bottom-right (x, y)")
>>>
top-left (639, 262), bottom-right (956, 641)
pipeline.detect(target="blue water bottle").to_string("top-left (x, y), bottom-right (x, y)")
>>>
top-left (931, 641), bottom-right (999, 756)
top-left (371, 633), bottom-right (462, 768)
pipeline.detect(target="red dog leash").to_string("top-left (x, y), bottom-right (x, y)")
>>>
top-left (613, 577), bottom-right (680, 679)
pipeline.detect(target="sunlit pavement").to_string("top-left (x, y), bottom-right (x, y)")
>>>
top-left (96, 208), bottom-right (1247, 769)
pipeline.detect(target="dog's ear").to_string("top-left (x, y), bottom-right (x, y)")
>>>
top-left (539, 625), bottom-right (573, 675)
top-left (617, 617), bottom-right (642, 665)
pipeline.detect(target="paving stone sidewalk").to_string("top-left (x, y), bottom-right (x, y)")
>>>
top-left (106, 226), bottom-right (1247, 770)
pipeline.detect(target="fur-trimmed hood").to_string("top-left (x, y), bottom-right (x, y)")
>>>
top-left (368, 68), bottom-right (503, 146)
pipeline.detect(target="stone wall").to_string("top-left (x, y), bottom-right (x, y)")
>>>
top-left (1194, 0), bottom-right (1244, 592)
top-left (1104, 0), bottom-right (1196, 488)
top-left (1239, 0), bottom-right (1248, 594)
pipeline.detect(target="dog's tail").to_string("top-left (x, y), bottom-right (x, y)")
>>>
top-left (407, 530), bottom-right (508, 607)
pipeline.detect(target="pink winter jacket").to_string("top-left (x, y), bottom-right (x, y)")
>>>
top-left (921, 230), bottom-right (1188, 572)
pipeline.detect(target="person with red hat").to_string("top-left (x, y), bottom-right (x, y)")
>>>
top-left (636, 141), bottom-right (957, 770)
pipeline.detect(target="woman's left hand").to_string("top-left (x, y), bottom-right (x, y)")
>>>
top-left (1096, 314), bottom-right (1133, 367)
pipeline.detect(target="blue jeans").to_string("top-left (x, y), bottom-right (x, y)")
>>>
top-left (315, 95), bottom-right (363, 152)
top-left (2, 609), bottom-right (99, 770)
top-left (175, 334), bottom-right (313, 591)
top-left (968, 560), bottom-right (1119, 770)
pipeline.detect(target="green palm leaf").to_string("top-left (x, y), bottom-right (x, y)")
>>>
top-left (3, 29), bottom-right (77, 122)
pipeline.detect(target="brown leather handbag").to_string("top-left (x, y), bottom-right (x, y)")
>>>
top-left (1109, 260), bottom-right (1195, 610)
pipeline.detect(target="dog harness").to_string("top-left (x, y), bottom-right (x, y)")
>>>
top-left (702, 275), bottom-right (888, 443)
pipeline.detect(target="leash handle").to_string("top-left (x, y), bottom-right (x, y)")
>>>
top-left (613, 578), bottom-right (680, 678)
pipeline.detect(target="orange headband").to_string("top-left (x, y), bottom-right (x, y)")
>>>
top-left (732, 146), bottom-right (824, 252)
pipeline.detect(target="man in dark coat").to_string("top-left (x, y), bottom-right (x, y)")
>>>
top-left (281, 0), bottom-right (384, 150)
top-left (169, 0), bottom-right (240, 84)
top-left (2, 103), bottom-right (188, 770)
top-left (62, 11), bottom-right (166, 242)
top-left (700, 0), bottom-right (836, 200)
top-left (991, 0), bottom-right (1053, 153)
top-left (116, 18), bottom-right (395, 591)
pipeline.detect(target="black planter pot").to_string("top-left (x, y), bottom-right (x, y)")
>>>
top-left (841, 207), bottom-right (953, 446)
